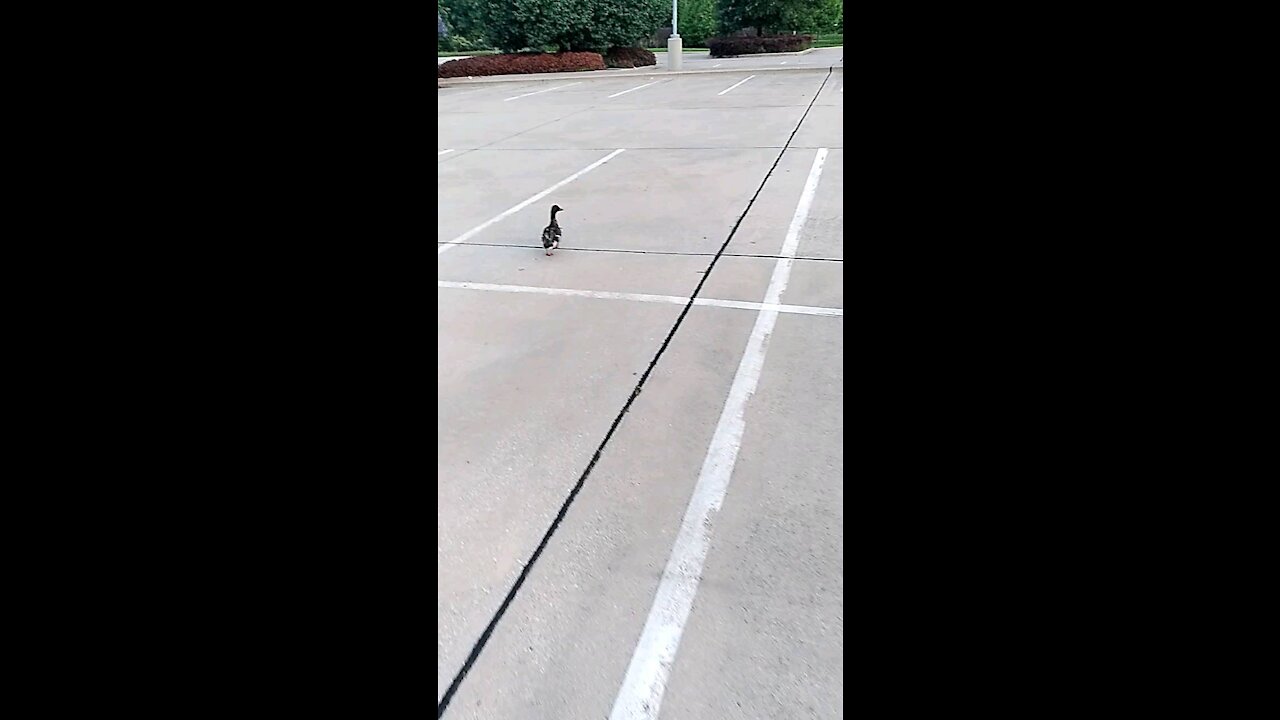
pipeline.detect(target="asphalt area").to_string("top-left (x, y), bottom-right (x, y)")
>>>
top-left (438, 57), bottom-right (843, 720)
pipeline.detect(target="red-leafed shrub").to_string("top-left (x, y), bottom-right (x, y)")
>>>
top-left (707, 35), bottom-right (814, 57)
top-left (604, 46), bottom-right (657, 68)
top-left (438, 51), bottom-right (605, 78)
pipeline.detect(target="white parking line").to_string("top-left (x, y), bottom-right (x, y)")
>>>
top-left (608, 80), bottom-right (661, 99)
top-left (712, 63), bottom-right (722, 68)
top-left (609, 147), bottom-right (830, 720)
top-left (504, 82), bottom-right (582, 101)
top-left (437, 281), bottom-right (843, 318)
top-left (438, 149), bottom-right (455, 156)
top-left (438, 149), bottom-right (627, 255)
top-left (716, 75), bottom-right (755, 95)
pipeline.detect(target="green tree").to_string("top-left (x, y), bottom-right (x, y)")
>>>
top-left (441, 0), bottom-right (495, 50)
top-left (717, 0), bottom-right (825, 36)
top-left (676, 0), bottom-right (716, 46)
top-left (440, 0), bottom-right (487, 39)
top-left (818, 0), bottom-right (842, 33)
top-left (479, 0), bottom-right (667, 52)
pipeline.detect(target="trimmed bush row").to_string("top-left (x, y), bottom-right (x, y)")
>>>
top-left (604, 46), bottom-right (657, 68)
top-left (707, 35), bottom-right (813, 57)
top-left (438, 51), bottom-right (605, 78)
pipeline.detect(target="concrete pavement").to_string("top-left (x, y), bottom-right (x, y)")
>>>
top-left (438, 64), bottom-right (843, 719)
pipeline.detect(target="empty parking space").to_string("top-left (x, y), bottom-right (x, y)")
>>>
top-left (443, 72), bottom-right (831, 114)
top-left (437, 290), bottom-right (685, 703)
top-left (492, 106), bottom-right (806, 149)
top-left (657, 310), bottom-right (844, 720)
top-left (437, 149), bottom-right (629, 243)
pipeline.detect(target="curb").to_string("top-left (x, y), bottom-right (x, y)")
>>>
top-left (439, 63), bottom-right (842, 87)
top-left (715, 47), bottom-right (816, 58)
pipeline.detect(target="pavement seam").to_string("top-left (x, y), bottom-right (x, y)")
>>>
top-left (436, 66), bottom-right (835, 720)
top-left (432, 240), bottom-right (843, 262)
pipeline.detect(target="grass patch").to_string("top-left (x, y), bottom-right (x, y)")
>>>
top-left (813, 33), bottom-right (843, 48)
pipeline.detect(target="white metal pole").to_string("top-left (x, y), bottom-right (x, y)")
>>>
top-left (668, 0), bottom-right (682, 70)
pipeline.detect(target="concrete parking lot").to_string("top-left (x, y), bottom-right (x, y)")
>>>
top-left (438, 50), bottom-right (843, 719)
top-left (439, 46), bottom-right (841, 71)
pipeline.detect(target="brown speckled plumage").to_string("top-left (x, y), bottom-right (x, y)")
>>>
top-left (542, 204), bottom-right (563, 255)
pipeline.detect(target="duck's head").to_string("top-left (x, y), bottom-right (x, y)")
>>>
top-left (551, 204), bottom-right (564, 213)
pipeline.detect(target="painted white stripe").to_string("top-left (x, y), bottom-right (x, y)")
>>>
top-left (438, 149), bottom-right (455, 156)
top-left (716, 74), bottom-right (755, 95)
top-left (712, 63), bottom-right (722, 68)
top-left (504, 82), bottom-right (582, 101)
top-left (609, 148), bottom-right (830, 720)
top-left (608, 80), bottom-right (661, 99)
top-left (780, 61), bottom-right (787, 65)
top-left (438, 149), bottom-right (626, 255)
top-left (436, 280), bottom-right (843, 318)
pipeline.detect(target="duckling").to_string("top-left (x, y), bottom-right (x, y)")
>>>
top-left (541, 204), bottom-right (563, 256)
